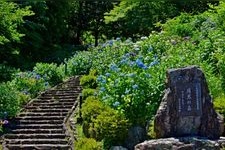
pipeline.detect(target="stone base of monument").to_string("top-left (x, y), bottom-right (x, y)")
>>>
top-left (135, 136), bottom-right (225, 150)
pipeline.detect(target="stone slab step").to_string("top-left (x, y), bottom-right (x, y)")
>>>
top-left (12, 129), bottom-right (65, 134)
top-left (19, 112), bottom-right (68, 117)
top-left (27, 108), bottom-right (70, 113)
top-left (16, 116), bottom-right (65, 121)
top-left (4, 144), bottom-right (71, 150)
top-left (5, 139), bottom-right (68, 145)
top-left (38, 95), bottom-right (78, 99)
top-left (25, 105), bottom-right (73, 109)
top-left (16, 124), bottom-right (63, 129)
top-left (4, 134), bottom-right (67, 139)
top-left (30, 102), bottom-right (75, 106)
top-left (17, 120), bottom-right (63, 124)
top-left (33, 99), bottom-right (76, 103)
top-left (45, 89), bottom-right (80, 92)
top-left (41, 93), bottom-right (79, 97)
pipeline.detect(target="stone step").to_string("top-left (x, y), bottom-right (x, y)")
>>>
top-left (17, 119), bottom-right (63, 124)
top-left (4, 134), bottom-right (67, 139)
top-left (27, 108), bottom-right (70, 113)
top-left (4, 144), bottom-right (71, 150)
top-left (38, 95), bottom-right (78, 99)
top-left (33, 99), bottom-right (76, 103)
top-left (45, 89), bottom-right (80, 92)
top-left (16, 124), bottom-right (63, 129)
top-left (30, 102), bottom-right (75, 106)
top-left (16, 116), bottom-right (65, 121)
top-left (12, 129), bottom-right (65, 134)
top-left (57, 85), bottom-right (82, 89)
top-left (25, 105), bottom-right (73, 110)
top-left (5, 139), bottom-right (68, 145)
top-left (19, 112), bottom-right (68, 117)
top-left (41, 93), bottom-right (79, 97)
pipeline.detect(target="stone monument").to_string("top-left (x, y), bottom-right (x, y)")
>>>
top-left (135, 66), bottom-right (225, 150)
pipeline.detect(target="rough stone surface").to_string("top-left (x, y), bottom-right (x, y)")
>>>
top-left (154, 66), bottom-right (224, 139)
top-left (135, 137), bottom-right (225, 150)
top-left (124, 126), bottom-right (147, 150)
top-left (110, 146), bottom-right (128, 150)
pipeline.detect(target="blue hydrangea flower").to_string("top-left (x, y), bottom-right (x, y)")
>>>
top-left (125, 88), bottom-right (130, 94)
top-left (132, 84), bottom-right (138, 89)
top-left (116, 37), bottom-right (121, 41)
top-left (145, 73), bottom-right (151, 78)
top-left (141, 36), bottom-right (148, 40)
top-left (97, 75), bottom-right (104, 82)
top-left (125, 53), bottom-right (130, 57)
top-left (136, 59), bottom-right (147, 69)
top-left (108, 40), bottom-right (113, 46)
top-left (35, 74), bottom-right (41, 80)
top-left (129, 61), bottom-right (135, 67)
top-left (120, 58), bottom-right (127, 65)
top-left (128, 73), bottom-right (135, 78)
top-left (149, 60), bottom-right (159, 67)
top-left (134, 47), bottom-right (140, 51)
top-left (105, 73), bottom-right (111, 77)
top-left (113, 101), bottom-right (120, 107)
top-left (110, 64), bottom-right (119, 72)
top-left (100, 87), bottom-right (106, 92)
top-left (148, 46), bottom-right (153, 52)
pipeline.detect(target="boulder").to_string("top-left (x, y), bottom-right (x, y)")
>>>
top-left (135, 137), bottom-right (225, 150)
top-left (154, 66), bottom-right (224, 139)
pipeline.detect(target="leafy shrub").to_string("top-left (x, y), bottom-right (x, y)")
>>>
top-left (214, 95), bottom-right (225, 118)
top-left (80, 75), bottom-right (97, 89)
top-left (81, 96), bottom-right (129, 147)
top-left (162, 13), bottom-right (194, 37)
top-left (17, 92), bottom-right (31, 106)
top-left (81, 96), bottom-right (107, 137)
top-left (0, 64), bottom-right (19, 82)
top-left (214, 95), bottom-right (225, 135)
top-left (74, 138), bottom-right (102, 150)
top-left (93, 109), bottom-right (130, 147)
top-left (97, 50), bottom-right (163, 125)
top-left (11, 71), bottom-right (49, 98)
top-left (82, 89), bottom-right (96, 100)
top-left (0, 83), bottom-right (20, 119)
top-left (66, 51), bottom-right (92, 76)
top-left (89, 69), bottom-right (98, 76)
top-left (33, 63), bottom-right (64, 86)
top-left (147, 120), bottom-right (156, 139)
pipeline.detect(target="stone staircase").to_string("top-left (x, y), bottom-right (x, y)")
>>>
top-left (3, 76), bottom-right (82, 150)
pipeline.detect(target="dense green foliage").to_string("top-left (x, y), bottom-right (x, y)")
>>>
top-left (74, 138), bottom-right (102, 150)
top-left (33, 63), bottom-right (64, 86)
top-left (0, 2), bottom-right (33, 65)
top-left (81, 96), bottom-right (129, 148)
top-left (0, 83), bottom-right (20, 118)
top-left (2, 1), bottom-right (225, 149)
top-left (0, 1), bottom-right (215, 70)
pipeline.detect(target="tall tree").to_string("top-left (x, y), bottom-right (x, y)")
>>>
top-left (68, 1), bottom-right (113, 46)
top-left (104, 1), bottom-right (218, 39)
top-left (0, 2), bottom-right (33, 65)
top-left (18, 1), bottom-right (70, 66)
